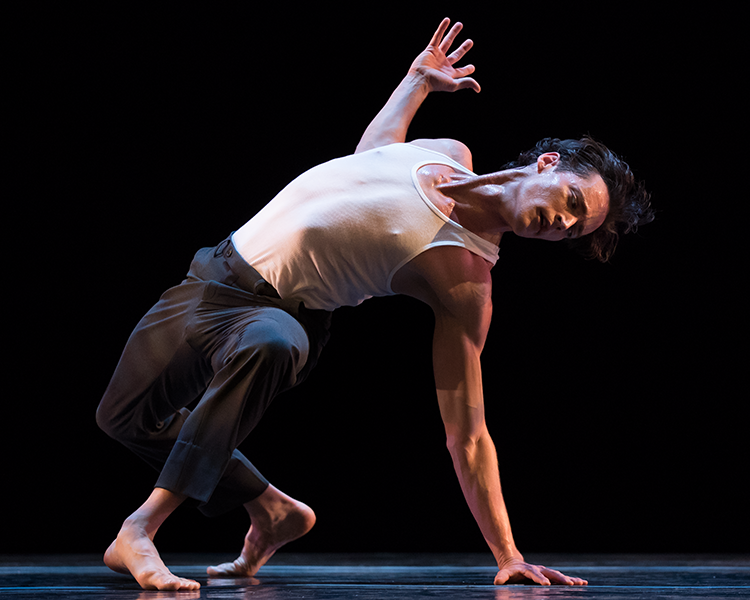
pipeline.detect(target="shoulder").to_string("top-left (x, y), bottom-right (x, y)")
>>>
top-left (408, 138), bottom-right (473, 170)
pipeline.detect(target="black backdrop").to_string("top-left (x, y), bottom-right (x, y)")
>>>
top-left (7, 4), bottom-right (746, 558)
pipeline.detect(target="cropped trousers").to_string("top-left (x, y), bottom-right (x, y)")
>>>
top-left (96, 236), bottom-right (331, 516)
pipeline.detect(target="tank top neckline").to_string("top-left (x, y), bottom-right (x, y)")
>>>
top-left (410, 155), bottom-right (499, 256)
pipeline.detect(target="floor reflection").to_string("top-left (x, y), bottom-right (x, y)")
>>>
top-left (0, 554), bottom-right (748, 599)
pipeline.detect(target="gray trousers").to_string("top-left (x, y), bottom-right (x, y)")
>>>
top-left (96, 237), bottom-right (331, 516)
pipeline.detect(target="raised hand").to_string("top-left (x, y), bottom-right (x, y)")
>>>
top-left (355, 17), bottom-right (481, 152)
top-left (495, 555), bottom-right (589, 586)
top-left (408, 18), bottom-right (481, 93)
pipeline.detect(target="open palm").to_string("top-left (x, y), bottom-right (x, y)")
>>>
top-left (408, 18), bottom-right (481, 93)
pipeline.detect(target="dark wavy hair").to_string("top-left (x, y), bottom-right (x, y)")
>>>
top-left (503, 136), bottom-right (654, 262)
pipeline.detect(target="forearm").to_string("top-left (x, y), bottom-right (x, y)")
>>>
top-left (447, 428), bottom-right (520, 564)
top-left (355, 73), bottom-right (430, 153)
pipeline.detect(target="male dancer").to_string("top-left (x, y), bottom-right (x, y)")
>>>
top-left (97, 18), bottom-right (652, 590)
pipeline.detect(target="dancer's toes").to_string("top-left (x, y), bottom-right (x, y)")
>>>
top-left (207, 557), bottom-right (253, 578)
top-left (139, 569), bottom-right (201, 591)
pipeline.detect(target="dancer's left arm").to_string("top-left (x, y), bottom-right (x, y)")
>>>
top-left (355, 18), bottom-right (480, 154)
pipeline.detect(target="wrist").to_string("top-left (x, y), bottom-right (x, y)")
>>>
top-left (493, 543), bottom-right (522, 565)
top-left (402, 70), bottom-right (432, 95)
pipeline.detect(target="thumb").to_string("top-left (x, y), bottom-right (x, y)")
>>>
top-left (494, 569), bottom-right (511, 585)
top-left (454, 77), bottom-right (481, 93)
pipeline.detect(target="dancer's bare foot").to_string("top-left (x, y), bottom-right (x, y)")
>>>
top-left (103, 487), bottom-right (198, 591)
top-left (207, 484), bottom-right (316, 578)
top-left (104, 519), bottom-right (200, 591)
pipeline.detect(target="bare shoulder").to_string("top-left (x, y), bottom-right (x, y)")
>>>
top-left (408, 138), bottom-right (473, 170)
top-left (392, 246), bottom-right (492, 327)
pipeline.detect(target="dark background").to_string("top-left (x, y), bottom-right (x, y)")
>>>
top-left (7, 4), bottom-right (745, 558)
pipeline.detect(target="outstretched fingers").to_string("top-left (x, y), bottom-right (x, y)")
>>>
top-left (438, 20), bottom-right (464, 54)
top-left (428, 18), bottom-right (468, 55)
top-left (543, 567), bottom-right (588, 586)
top-left (447, 38), bottom-right (473, 65)
top-left (494, 563), bottom-right (588, 586)
top-left (428, 17), bottom-right (452, 48)
top-left (413, 18), bottom-right (480, 93)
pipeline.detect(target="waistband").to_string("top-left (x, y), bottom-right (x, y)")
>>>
top-left (213, 235), bottom-right (281, 299)
top-left (199, 233), bottom-right (332, 384)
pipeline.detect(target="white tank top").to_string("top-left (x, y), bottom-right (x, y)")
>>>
top-left (233, 143), bottom-right (499, 311)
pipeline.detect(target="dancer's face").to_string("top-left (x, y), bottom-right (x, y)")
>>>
top-left (510, 153), bottom-right (610, 241)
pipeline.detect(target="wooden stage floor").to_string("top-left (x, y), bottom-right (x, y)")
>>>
top-left (1, 553), bottom-right (748, 598)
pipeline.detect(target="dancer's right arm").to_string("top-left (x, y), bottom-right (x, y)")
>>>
top-left (355, 18), bottom-right (480, 154)
top-left (391, 246), bottom-right (588, 587)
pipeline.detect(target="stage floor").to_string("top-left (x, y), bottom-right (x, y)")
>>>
top-left (1, 553), bottom-right (748, 599)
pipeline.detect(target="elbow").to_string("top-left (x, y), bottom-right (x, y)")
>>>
top-left (445, 431), bottom-right (481, 458)
top-left (444, 421), bottom-right (492, 459)
top-left (354, 141), bottom-right (372, 155)
top-left (355, 136), bottom-right (391, 154)
top-left (444, 428), bottom-right (495, 473)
